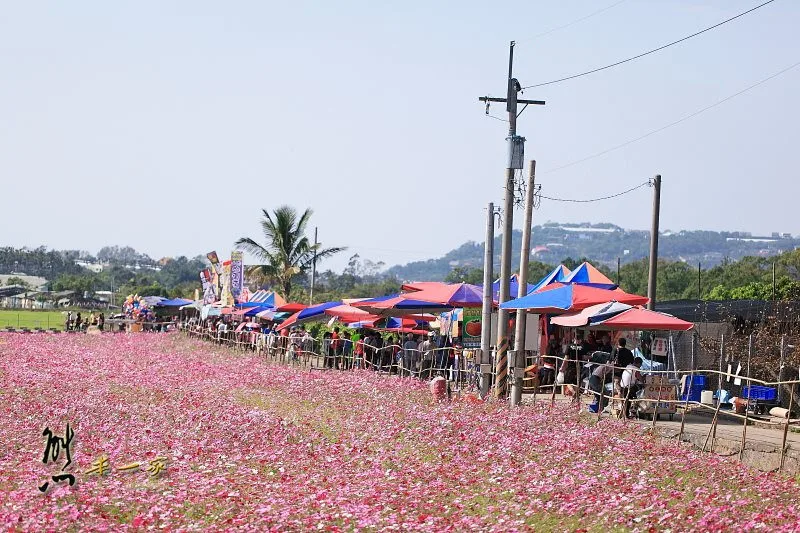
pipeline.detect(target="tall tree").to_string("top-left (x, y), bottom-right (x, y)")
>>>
top-left (235, 206), bottom-right (344, 298)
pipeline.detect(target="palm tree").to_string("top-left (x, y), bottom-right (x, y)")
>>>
top-left (235, 206), bottom-right (345, 298)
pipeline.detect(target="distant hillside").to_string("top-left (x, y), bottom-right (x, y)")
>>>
top-left (386, 223), bottom-right (800, 281)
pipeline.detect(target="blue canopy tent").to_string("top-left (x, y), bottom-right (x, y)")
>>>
top-left (279, 301), bottom-right (342, 330)
top-left (156, 298), bottom-right (194, 307)
top-left (500, 284), bottom-right (649, 314)
top-left (561, 262), bottom-right (618, 290)
top-left (529, 265), bottom-right (572, 293)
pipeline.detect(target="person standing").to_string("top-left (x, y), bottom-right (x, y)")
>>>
top-left (614, 338), bottom-right (634, 367)
top-left (331, 327), bottom-right (342, 370)
top-left (620, 357), bottom-right (644, 418)
top-left (588, 361), bottom-right (614, 412)
top-left (322, 332), bottom-right (333, 368)
top-left (419, 332), bottom-right (435, 380)
top-left (401, 333), bottom-right (417, 377)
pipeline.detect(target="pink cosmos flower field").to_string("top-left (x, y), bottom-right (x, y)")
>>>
top-left (1, 332), bottom-right (799, 531)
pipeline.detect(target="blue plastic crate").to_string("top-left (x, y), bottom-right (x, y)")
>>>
top-left (688, 375), bottom-right (707, 388)
top-left (742, 385), bottom-right (777, 401)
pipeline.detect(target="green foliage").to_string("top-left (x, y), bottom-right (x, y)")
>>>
top-left (444, 266), bottom-right (483, 285)
top-left (0, 246), bottom-right (86, 279)
top-left (236, 206), bottom-right (345, 298)
top-left (5, 276), bottom-right (29, 288)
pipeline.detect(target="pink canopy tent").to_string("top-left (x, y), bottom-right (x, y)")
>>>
top-left (590, 307), bottom-right (694, 331)
top-left (551, 302), bottom-right (693, 331)
top-left (401, 281), bottom-right (449, 292)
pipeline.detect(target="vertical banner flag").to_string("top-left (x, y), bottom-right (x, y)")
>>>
top-left (230, 251), bottom-right (244, 304)
top-left (221, 260), bottom-right (233, 307)
top-left (200, 269), bottom-right (215, 304)
top-left (206, 251), bottom-right (222, 297)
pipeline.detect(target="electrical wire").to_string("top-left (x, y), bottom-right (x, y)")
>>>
top-left (538, 59), bottom-right (800, 175)
top-left (485, 113), bottom-right (509, 123)
top-left (538, 180), bottom-right (650, 203)
top-left (521, 0), bottom-right (778, 89)
top-left (518, 0), bottom-right (628, 43)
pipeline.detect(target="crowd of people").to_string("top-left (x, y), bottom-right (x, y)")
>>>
top-left (537, 332), bottom-right (653, 417)
top-left (186, 317), bottom-right (471, 381)
top-left (64, 311), bottom-right (105, 332)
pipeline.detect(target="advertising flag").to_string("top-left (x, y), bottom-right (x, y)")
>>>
top-left (206, 251), bottom-right (222, 276)
top-left (230, 251), bottom-right (244, 304)
top-left (200, 269), bottom-right (215, 304)
top-left (220, 260), bottom-right (234, 307)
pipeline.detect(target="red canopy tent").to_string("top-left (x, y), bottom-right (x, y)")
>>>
top-left (401, 281), bottom-right (449, 292)
top-left (277, 302), bottom-right (307, 313)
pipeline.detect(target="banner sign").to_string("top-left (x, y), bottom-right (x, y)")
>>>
top-left (206, 251), bottom-right (222, 276)
top-left (462, 307), bottom-right (482, 348)
top-left (220, 260), bottom-right (233, 307)
top-left (200, 269), bottom-right (215, 304)
top-left (230, 251), bottom-right (244, 304)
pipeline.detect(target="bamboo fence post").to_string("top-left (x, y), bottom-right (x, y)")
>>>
top-left (780, 382), bottom-right (795, 472)
top-left (739, 334), bottom-right (753, 462)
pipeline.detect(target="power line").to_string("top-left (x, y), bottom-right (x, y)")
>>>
top-left (538, 180), bottom-right (650, 203)
top-left (518, 0), bottom-right (628, 43)
top-left (521, 0), bottom-right (778, 89)
top-left (539, 59), bottom-right (800, 175)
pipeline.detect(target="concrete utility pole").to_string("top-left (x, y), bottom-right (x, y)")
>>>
top-left (646, 175), bottom-right (661, 311)
top-left (511, 160), bottom-right (536, 407)
top-left (479, 41), bottom-right (545, 398)
top-left (309, 227), bottom-right (318, 306)
top-left (480, 202), bottom-right (496, 398)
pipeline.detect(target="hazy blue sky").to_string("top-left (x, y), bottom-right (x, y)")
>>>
top-left (1, 1), bottom-right (797, 271)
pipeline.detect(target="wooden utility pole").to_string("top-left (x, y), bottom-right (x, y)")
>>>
top-left (478, 41), bottom-right (545, 398)
top-left (511, 160), bottom-right (536, 407)
top-left (647, 175), bottom-right (661, 311)
top-left (480, 202), bottom-right (496, 399)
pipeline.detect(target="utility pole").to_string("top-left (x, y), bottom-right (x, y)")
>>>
top-left (480, 202), bottom-right (496, 399)
top-left (511, 160), bottom-right (536, 407)
top-left (309, 227), bottom-right (318, 306)
top-left (479, 41), bottom-right (545, 399)
top-left (772, 262), bottom-right (777, 301)
top-left (646, 175), bottom-right (661, 311)
top-left (617, 257), bottom-right (621, 286)
top-left (698, 262), bottom-right (702, 300)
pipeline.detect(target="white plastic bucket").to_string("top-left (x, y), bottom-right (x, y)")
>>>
top-left (700, 390), bottom-right (714, 405)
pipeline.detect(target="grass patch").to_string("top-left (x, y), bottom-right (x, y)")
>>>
top-left (0, 310), bottom-right (73, 330)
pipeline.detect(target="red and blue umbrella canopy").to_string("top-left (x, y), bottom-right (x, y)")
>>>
top-left (402, 283), bottom-right (484, 308)
top-left (352, 294), bottom-right (453, 316)
top-left (500, 283), bottom-right (648, 314)
top-left (561, 262), bottom-right (617, 290)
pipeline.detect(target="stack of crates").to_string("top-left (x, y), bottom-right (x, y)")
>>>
top-left (741, 385), bottom-right (777, 401)
top-left (680, 375), bottom-right (707, 402)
